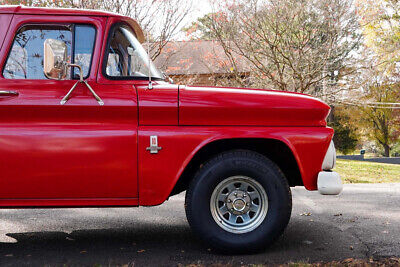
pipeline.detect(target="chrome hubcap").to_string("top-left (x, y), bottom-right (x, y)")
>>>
top-left (226, 190), bottom-right (251, 214)
top-left (210, 176), bottom-right (268, 234)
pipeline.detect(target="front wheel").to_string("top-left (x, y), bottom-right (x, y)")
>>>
top-left (185, 150), bottom-right (292, 253)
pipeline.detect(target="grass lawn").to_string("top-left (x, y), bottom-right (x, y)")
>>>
top-left (334, 159), bottom-right (400, 183)
top-left (184, 257), bottom-right (400, 266)
top-left (282, 257), bottom-right (400, 266)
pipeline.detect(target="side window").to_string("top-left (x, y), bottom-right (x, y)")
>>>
top-left (106, 52), bottom-right (122, 76)
top-left (4, 25), bottom-right (72, 79)
top-left (104, 24), bottom-right (162, 79)
top-left (105, 25), bottom-right (135, 77)
top-left (73, 25), bottom-right (96, 79)
top-left (3, 24), bottom-right (96, 80)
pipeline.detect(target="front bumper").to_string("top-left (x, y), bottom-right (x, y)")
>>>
top-left (317, 140), bottom-right (342, 195)
top-left (317, 171), bottom-right (342, 195)
top-left (322, 140), bottom-right (336, 170)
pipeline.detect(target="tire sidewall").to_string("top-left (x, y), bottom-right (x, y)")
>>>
top-left (187, 152), bottom-right (291, 252)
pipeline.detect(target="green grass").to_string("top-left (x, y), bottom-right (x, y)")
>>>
top-left (180, 258), bottom-right (400, 266)
top-left (334, 159), bottom-right (400, 183)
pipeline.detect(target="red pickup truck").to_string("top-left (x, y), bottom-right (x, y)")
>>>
top-left (0, 6), bottom-right (342, 252)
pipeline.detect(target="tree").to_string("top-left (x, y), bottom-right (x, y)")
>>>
top-left (359, 83), bottom-right (400, 157)
top-left (354, 0), bottom-right (400, 156)
top-left (184, 0), bottom-right (361, 99)
top-left (329, 108), bottom-right (360, 155)
top-left (182, 13), bottom-right (215, 40)
top-left (1, 0), bottom-right (193, 60)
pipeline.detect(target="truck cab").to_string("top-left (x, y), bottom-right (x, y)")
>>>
top-left (0, 6), bottom-right (341, 253)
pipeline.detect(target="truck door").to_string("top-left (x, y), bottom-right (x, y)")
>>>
top-left (0, 15), bottom-right (138, 205)
top-left (97, 18), bottom-right (181, 206)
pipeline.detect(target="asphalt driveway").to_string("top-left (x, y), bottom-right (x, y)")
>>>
top-left (0, 183), bottom-right (399, 266)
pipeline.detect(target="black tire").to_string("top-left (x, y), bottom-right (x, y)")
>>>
top-left (185, 150), bottom-right (292, 253)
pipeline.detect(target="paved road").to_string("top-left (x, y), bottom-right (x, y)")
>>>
top-left (0, 184), bottom-right (399, 266)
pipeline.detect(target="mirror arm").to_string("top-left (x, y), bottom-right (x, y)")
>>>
top-left (68, 64), bottom-right (84, 82)
top-left (83, 80), bottom-right (104, 106)
top-left (60, 81), bottom-right (79, 105)
top-left (60, 64), bottom-right (104, 106)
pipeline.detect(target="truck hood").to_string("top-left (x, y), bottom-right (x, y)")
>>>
top-left (179, 85), bottom-right (330, 127)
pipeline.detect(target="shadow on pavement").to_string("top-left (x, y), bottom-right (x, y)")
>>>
top-left (0, 217), bottom-right (367, 266)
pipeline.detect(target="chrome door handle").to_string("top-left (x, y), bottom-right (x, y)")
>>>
top-left (0, 90), bottom-right (19, 96)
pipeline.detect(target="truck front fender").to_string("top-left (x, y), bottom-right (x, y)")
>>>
top-left (138, 126), bottom-right (333, 206)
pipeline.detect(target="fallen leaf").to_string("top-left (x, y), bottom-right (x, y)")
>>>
top-left (343, 258), bottom-right (354, 263)
top-left (137, 249), bottom-right (145, 253)
top-left (80, 250), bottom-right (87, 254)
top-left (334, 213), bottom-right (342, 216)
top-left (350, 246), bottom-right (354, 250)
top-left (300, 212), bottom-right (312, 216)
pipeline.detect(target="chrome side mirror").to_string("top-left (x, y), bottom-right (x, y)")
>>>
top-left (43, 38), bottom-right (104, 106)
top-left (43, 39), bottom-right (68, 80)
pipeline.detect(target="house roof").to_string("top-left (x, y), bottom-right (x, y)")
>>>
top-left (153, 40), bottom-right (250, 76)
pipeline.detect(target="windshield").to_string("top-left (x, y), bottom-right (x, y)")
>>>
top-left (105, 24), bottom-right (163, 80)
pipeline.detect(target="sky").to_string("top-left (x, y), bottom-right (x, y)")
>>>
top-left (192, 0), bottom-right (213, 20)
top-left (175, 0), bottom-right (214, 40)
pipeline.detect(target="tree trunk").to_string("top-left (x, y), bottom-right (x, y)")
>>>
top-left (327, 105), bottom-right (335, 123)
top-left (384, 144), bottom-right (390, 157)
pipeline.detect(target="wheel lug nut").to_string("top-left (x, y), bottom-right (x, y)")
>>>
top-left (228, 199), bottom-right (232, 203)
top-left (234, 193), bottom-right (237, 196)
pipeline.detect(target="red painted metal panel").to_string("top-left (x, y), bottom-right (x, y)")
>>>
top-left (0, 15), bottom-right (138, 200)
top-left (0, 9), bottom-right (335, 209)
top-left (136, 83), bottom-right (179, 125)
top-left (179, 86), bottom-right (330, 127)
top-left (0, 14), bottom-right (13, 51)
top-left (138, 126), bottom-right (333, 206)
top-left (0, 5), bottom-right (118, 17)
top-left (0, 198), bottom-right (138, 208)
top-left (97, 17), bottom-right (178, 126)
top-left (0, 6), bottom-right (19, 14)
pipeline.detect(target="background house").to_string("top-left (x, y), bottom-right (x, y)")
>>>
top-left (153, 40), bottom-right (250, 86)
